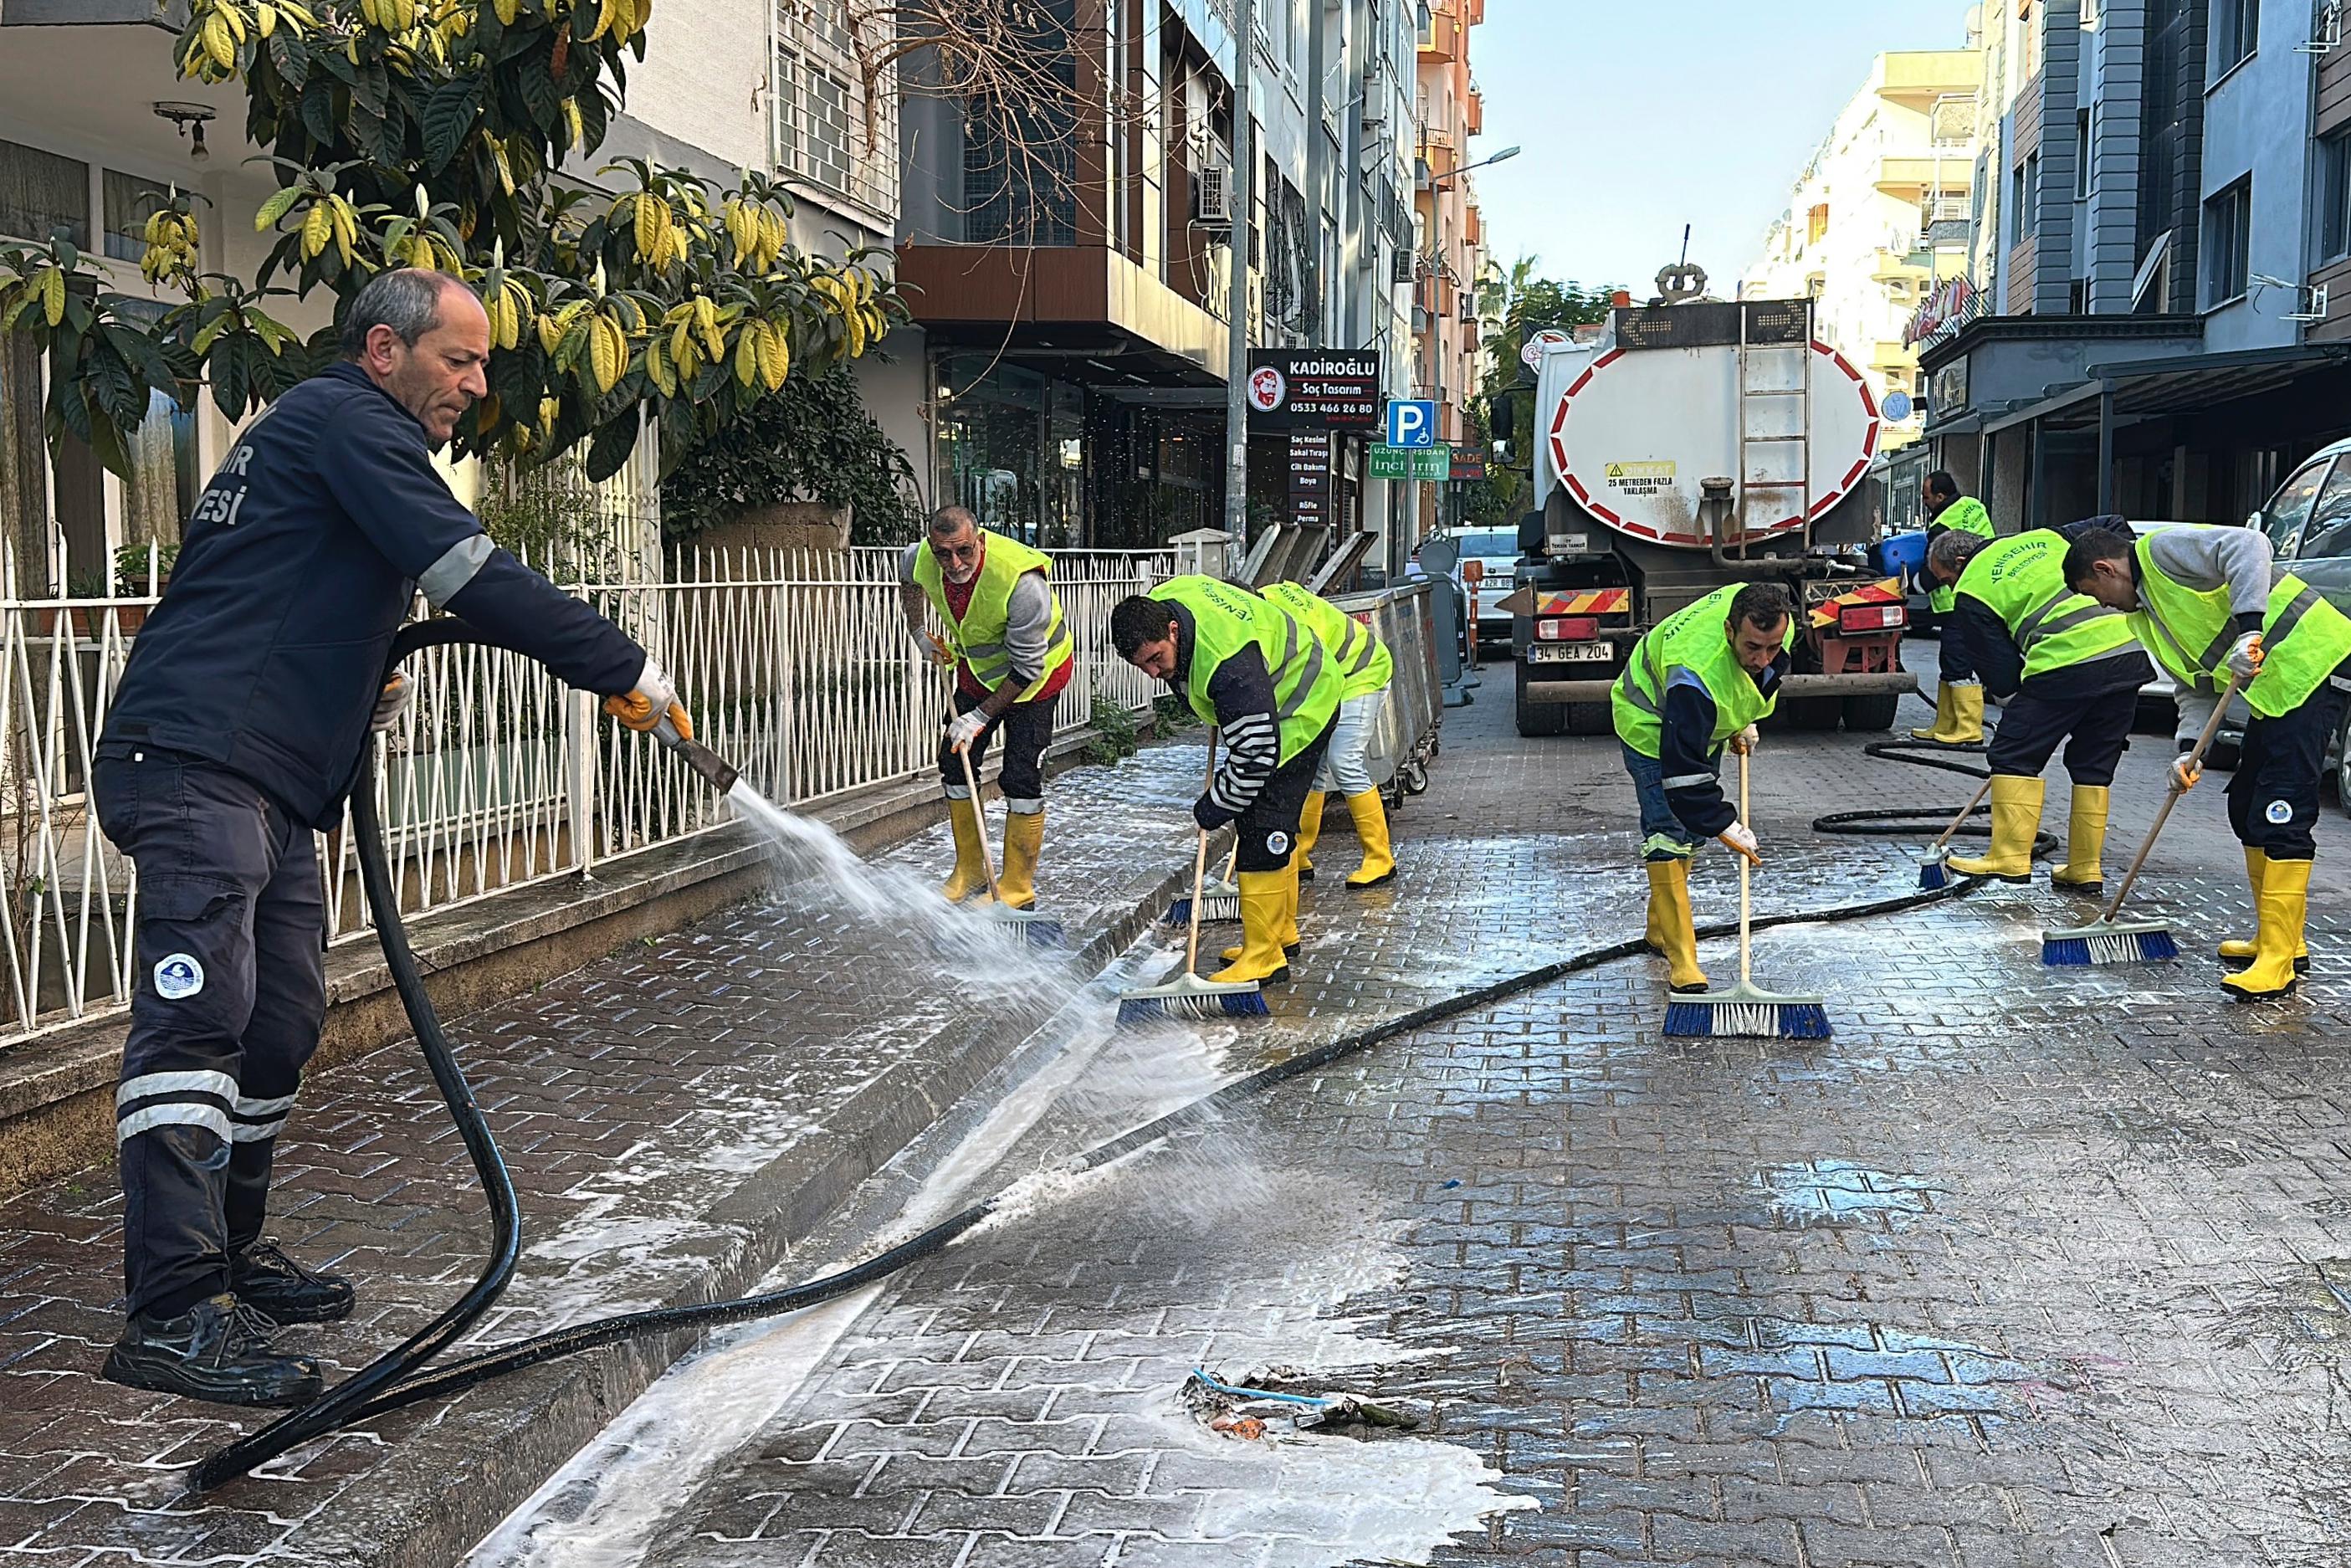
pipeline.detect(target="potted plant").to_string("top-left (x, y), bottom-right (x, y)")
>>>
top-left (107, 541), bottom-right (177, 633)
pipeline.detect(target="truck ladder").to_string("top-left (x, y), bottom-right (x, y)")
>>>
top-left (1735, 299), bottom-right (1814, 558)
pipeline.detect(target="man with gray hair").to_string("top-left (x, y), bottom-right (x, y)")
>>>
top-left (898, 506), bottom-right (1073, 910)
top-left (90, 268), bottom-right (689, 1407)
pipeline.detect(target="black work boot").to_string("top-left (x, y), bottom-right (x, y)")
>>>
top-left (101, 1294), bottom-right (324, 1407)
top-left (230, 1241), bottom-right (356, 1325)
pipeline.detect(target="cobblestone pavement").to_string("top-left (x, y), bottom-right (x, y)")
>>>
top-left (0, 746), bottom-right (1216, 1565)
top-left (477, 652), bottom-right (2351, 1568)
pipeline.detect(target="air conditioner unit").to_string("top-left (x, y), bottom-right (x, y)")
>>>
top-left (1392, 247), bottom-right (1416, 284)
top-left (2301, 0), bottom-right (2343, 53)
top-left (1362, 77), bottom-right (1390, 127)
top-left (1196, 165), bottom-right (1232, 228)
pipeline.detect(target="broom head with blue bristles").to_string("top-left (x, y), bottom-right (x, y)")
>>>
top-left (1163, 879), bottom-right (1241, 927)
top-left (1115, 971), bottom-right (1268, 1025)
top-left (1917, 853), bottom-right (1952, 891)
top-left (1662, 981), bottom-right (1833, 1040)
top-left (2038, 917), bottom-right (2177, 966)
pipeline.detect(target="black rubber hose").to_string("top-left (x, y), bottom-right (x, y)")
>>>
top-left (199, 647), bottom-right (2013, 1464)
top-left (193, 621), bottom-right (521, 1491)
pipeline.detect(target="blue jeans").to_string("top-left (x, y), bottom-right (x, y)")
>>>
top-left (1622, 744), bottom-right (1697, 862)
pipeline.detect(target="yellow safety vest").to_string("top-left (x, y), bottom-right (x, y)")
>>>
top-left (1149, 575), bottom-right (1343, 763)
top-left (912, 531), bottom-right (1073, 701)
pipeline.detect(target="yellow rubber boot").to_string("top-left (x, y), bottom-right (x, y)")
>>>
top-left (1643, 869), bottom-right (1672, 956)
top-left (2051, 784), bottom-right (2109, 894)
top-left (1941, 683), bottom-right (1985, 745)
top-left (996, 810), bottom-right (1042, 911)
top-left (1209, 870), bottom-right (1293, 986)
top-left (943, 797), bottom-right (990, 904)
top-left (1647, 859), bottom-right (1708, 993)
top-left (2222, 856), bottom-right (2309, 1002)
top-left (1297, 792), bottom-right (1324, 882)
top-left (1910, 684), bottom-right (1954, 742)
top-left (2221, 846), bottom-right (2310, 971)
top-left (1225, 858), bottom-right (1302, 962)
top-left (2220, 847), bottom-right (2267, 963)
top-left (1945, 775), bottom-right (2043, 882)
top-left (1344, 791), bottom-right (1396, 889)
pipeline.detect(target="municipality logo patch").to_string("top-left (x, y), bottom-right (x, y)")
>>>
top-left (2267, 800), bottom-right (2296, 825)
top-left (154, 954), bottom-right (205, 1000)
top-left (1268, 831), bottom-right (1291, 856)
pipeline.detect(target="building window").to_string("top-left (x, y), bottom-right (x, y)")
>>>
top-left (2322, 129), bottom-right (2351, 263)
top-left (102, 171), bottom-right (174, 264)
top-left (1806, 203), bottom-right (1828, 245)
top-left (771, 39), bottom-right (801, 172)
top-left (2203, 177), bottom-right (2251, 306)
top-left (804, 66), bottom-right (851, 191)
top-left (2075, 109), bottom-right (2092, 199)
top-left (0, 139), bottom-right (90, 249)
top-left (2211, 0), bottom-right (2256, 76)
top-left (2013, 152), bottom-right (2039, 239)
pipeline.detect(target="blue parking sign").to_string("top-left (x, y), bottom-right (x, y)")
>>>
top-left (1385, 399), bottom-right (1437, 448)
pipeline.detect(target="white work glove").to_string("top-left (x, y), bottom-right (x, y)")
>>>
top-left (369, 673), bottom-right (412, 734)
top-left (2171, 750), bottom-right (2202, 792)
top-left (1718, 821), bottom-right (1761, 865)
top-left (1728, 724), bottom-right (1759, 756)
top-left (907, 621), bottom-right (951, 668)
top-left (2225, 630), bottom-right (2265, 680)
top-left (945, 710), bottom-right (988, 752)
top-left (602, 655), bottom-right (693, 740)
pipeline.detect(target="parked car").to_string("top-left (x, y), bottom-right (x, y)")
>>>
top-left (2232, 438), bottom-right (2351, 807)
top-left (1438, 527), bottom-right (1521, 648)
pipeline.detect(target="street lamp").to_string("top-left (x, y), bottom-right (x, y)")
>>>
top-left (1429, 145), bottom-right (1520, 191)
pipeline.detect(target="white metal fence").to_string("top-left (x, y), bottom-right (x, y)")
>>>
top-left (0, 545), bottom-right (1172, 1046)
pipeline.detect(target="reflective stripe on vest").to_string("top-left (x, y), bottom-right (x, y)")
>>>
top-left (1150, 575), bottom-right (1343, 762)
top-left (1610, 583), bottom-right (1791, 759)
top-left (912, 532), bottom-right (1073, 702)
top-left (1956, 530), bottom-right (2139, 682)
top-left (2133, 536), bottom-right (2351, 717)
top-left (1260, 580), bottom-right (1393, 700)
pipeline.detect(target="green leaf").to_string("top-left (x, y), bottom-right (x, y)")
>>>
top-left (423, 77), bottom-right (485, 172)
top-left (518, 59), bottom-right (562, 136)
top-left (300, 78), bottom-right (338, 147)
top-left (254, 185), bottom-right (305, 232)
top-left (583, 407), bottom-right (638, 481)
top-left (211, 336), bottom-right (248, 419)
top-left (85, 407), bottom-right (134, 479)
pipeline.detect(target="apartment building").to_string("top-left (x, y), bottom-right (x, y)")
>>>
top-left (1744, 49), bottom-right (1982, 452)
top-left (1916, 0), bottom-right (2351, 533)
top-left (1411, 0), bottom-right (1487, 538)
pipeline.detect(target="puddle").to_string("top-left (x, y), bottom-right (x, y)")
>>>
top-left (1759, 1160), bottom-right (1945, 1228)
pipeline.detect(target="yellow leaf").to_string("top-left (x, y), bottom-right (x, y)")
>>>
top-left (633, 192), bottom-right (659, 260)
top-left (493, 0), bottom-right (519, 23)
top-left (301, 202), bottom-right (331, 260)
top-left (40, 268), bottom-right (65, 327)
top-left (733, 325), bottom-right (757, 387)
top-left (203, 10), bottom-right (235, 67)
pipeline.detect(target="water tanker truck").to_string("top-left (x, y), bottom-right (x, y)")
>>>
top-left (1500, 293), bottom-right (1916, 737)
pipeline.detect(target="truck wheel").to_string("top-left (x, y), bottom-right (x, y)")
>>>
top-left (1841, 694), bottom-right (1899, 732)
top-left (1564, 701), bottom-right (1611, 735)
top-left (1784, 697), bottom-right (1842, 731)
top-left (1514, 664), bottom-right (1566, 737)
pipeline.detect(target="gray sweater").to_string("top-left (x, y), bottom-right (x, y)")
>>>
top-left (2138, 525), bottom-right (2272, 743)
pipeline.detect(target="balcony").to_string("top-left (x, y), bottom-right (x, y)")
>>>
top-left (1465, 89), bottom-right (1483, 136)
top-left (1870, 340), bottom-right (1913, 371)
top-left (1418, 13), bottom-right (1459, 61)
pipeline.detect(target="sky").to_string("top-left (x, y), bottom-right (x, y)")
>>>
top-left (1468, 0), bottom-right (1975, 295)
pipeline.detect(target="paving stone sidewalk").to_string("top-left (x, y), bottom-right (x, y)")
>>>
top-left (518, 669), bottom-right (2351, 1568)
top-left (0, 743), bottom-right (1220, 1568)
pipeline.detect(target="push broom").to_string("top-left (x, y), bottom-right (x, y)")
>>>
top-left (1119, 733), bottom-right (1270, 1024)
top-left (954, 745), bottom-right (1065, 947)
top-left (2039, 671), bottom-right (2242, 966)
top-left (1662, 746), bottom-right (1832, 1041)
top-left (1917, 776), bottom-right (1994, 891)
top-left (1164, 842), bottom-right (1241, 926)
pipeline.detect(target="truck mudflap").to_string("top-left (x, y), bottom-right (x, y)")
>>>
top-left (1520, 670), bottom-right (1918, 705)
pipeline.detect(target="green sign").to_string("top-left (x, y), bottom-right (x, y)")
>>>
top-left (1369, 444), bottom-right (1452, 481)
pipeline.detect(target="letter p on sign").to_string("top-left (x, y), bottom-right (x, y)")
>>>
top-left (1386, 399), bottom-right (1436, 448)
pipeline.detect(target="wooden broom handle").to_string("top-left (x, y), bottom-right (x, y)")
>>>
top-left (1738, 745), bottom-right (1753, 986)
top-left (2100, 669), bottom-right (2245, 923)
top-left (1184, 728), bottom-right (1221, 976)
top-left (955, 744), bottom-right (1006, 904)
top-left (1931, 776), bottom-right (1995, 853)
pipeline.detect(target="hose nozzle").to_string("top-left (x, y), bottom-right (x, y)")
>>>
top-left (653, 714), bottom-right (741, 796)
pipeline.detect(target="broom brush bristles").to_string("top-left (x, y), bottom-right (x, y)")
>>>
top-left (2039, 924), bottom-right (2177, 966)
top-left (1162, 890), bottom-right (1242, 926)
top-left (1115, 981), bottom-right (1268, 1024)
top-left (1917, 855), bottom-right (1952, 891)
top-left (1662, 986), bottom-right (1832, 1041)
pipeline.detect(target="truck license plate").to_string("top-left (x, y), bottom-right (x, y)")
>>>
top-left (1529, 643), bottom-right (1612, 665)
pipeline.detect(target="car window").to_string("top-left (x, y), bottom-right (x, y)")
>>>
top-left (2266, 458), bottom-right (2334, 555)
top-left (1451, 532), bottom-right (1516, 558)
top-left (2302, 463), bottom-right (2351, 559)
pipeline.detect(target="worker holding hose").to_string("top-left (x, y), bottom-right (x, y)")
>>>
top-left (89, 269), bottom-right (690, 1408)
top-left (897, 506), bottom-right (1073, 910)
top-left (1611, 582), bottom-right (1797, 994)
top-left (1913, 471), bottom-right (1995, 745)
top-left (1924, 527), bottom-right (2152, 895)
top-left (1258, 580), bottom-right (1397, 889)
top-left (1110, 578), bottom-right (1342, 985)
top-left (2063, 522), bottom-right (2351, 1001)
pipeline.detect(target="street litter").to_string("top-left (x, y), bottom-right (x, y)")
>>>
top-left (1182, 1366), bottom-right (1423, 1438)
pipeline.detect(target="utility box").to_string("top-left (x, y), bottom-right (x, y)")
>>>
top-left (1170, 528), bottom-right (1236, 582)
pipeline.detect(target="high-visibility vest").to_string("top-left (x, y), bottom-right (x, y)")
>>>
top-left (912, 530), bottom-right (1073, 701)
top-left (1954, 529), bottom-right (2140, 683)
top-left (1927, 495), bottom-right (1995, 616)
top-left (1611, 583), bottom-right (1794, 760)
top-left (1260, 581), bottom-right (1393, 700)
top-left (2132, 530), bottom-right (2351, 719)
top-left (1149, 575), bottom-right (1342, 763)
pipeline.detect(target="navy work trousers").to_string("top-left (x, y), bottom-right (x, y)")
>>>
top-left (92, 748), bottom-right (326, 1319)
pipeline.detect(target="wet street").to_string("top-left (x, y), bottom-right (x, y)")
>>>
top-left (468, 657), bottom-right (2351, 1568)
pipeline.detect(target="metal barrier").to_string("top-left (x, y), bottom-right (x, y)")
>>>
top-left (1330, 580), bottom-right (1443, 800)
